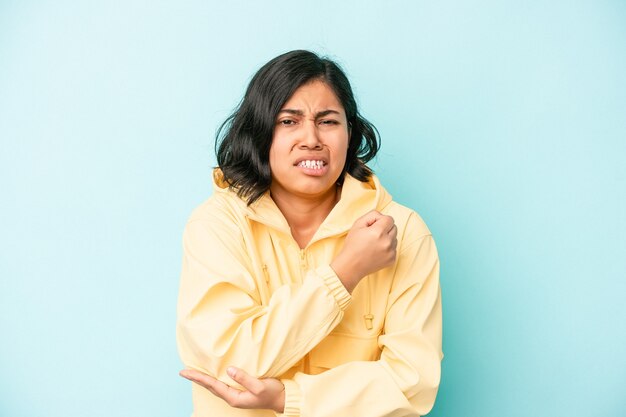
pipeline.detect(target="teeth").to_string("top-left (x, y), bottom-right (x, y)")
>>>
top-left (299, 160), bottom-right (325, 169)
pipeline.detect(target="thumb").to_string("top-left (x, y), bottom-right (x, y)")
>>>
top-left (227, 367), bottom-right (263, 394)
top-left (356, 210), bottom-right (383, 227)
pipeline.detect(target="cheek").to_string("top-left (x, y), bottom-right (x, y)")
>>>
top-left (268, 146), bottom-right (277, 173)
top-left (268, 142), bottom-right (290, 173)
top-left (268, 152), bottom-right (280, 174)
top-left (330, 135), bottom-right (349, 164)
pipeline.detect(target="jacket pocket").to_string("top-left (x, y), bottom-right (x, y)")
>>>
top-left (308, 333), bottom-right (381, 374)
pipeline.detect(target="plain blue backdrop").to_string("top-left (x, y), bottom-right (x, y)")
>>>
top-left (1, 1), bottom-right (624, 416)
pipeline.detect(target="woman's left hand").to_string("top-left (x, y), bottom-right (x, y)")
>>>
top-left (179, 367), bottom-right (285, 413)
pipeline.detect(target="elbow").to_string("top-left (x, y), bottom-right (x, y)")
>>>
top-left (406, 357), bottom-right (442, 415)
top-left (176, 317), bottom-right (273, 381)
top-left (410, 385), bottom-right (441, 416)
top-left (176, 318), bottom-right (224, 377)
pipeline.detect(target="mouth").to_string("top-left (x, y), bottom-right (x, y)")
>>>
top-left (295, 159), bottom-right (328, 170)
top-left (293, 158), bottom-right (329, 176)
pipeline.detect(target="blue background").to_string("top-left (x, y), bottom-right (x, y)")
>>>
top-left (1, 1), bottom-right (625, 416)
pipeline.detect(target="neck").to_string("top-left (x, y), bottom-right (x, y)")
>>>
top-left (270, 186), bottom-right (340, 249)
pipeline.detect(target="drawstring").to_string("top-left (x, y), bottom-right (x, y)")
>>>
top-left (363, 278), bottom-right (374, 330)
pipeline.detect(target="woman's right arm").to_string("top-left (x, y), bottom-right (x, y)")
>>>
top-left (176, 216), bottom-right (353, 387)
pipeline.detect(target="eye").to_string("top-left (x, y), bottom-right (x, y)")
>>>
top-left (319, 119), bottom-right (339, 125)
top-left (278, 119), bottom-right (297, 126)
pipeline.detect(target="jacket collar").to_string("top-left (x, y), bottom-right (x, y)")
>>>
top-left (213, 168), bottom-right (392, 244)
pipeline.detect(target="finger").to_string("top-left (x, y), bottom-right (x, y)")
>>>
top-left (370, 215), bottom-right (394, 232)
top-left (357, 210), bottom-right (382, 227)
top-left (388, 223), bottom-right (398, 238)
top-left (227, 367), bottom-right (265, 396)
top-left (180, 369), bottom-right (221, 391)
top-left (207, 376), bottom-right (249, 407)
top-left (384, 216), bottom-right (396, 232)
top-left (180, 369), bottom-right (257, 409)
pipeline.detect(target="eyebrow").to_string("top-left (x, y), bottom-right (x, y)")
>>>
top-left (278, 109), bottom-right (342, 118)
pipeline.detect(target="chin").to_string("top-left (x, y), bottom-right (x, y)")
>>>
top-left (292, 182), bottom-right (336, 198)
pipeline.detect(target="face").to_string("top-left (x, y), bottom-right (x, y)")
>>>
top-left (269, 80), bottom-right (349, 202)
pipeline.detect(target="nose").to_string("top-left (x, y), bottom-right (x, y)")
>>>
top-left (298, 120), bottom-right (323, 150)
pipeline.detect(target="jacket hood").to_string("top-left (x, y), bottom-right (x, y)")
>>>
top-left (212, 168), bottom-right (393, 243)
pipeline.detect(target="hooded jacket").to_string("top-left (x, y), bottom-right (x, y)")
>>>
top-left (176, 169), bottom-right (443, 417)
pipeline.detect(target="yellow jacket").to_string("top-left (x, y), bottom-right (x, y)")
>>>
top-left (177, 170), bottom-right (443, 417)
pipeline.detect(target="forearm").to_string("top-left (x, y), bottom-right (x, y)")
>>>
top-left (280, 358), bottom-right (440, 417)
top-left (177, 264), bottom-right (352, 382)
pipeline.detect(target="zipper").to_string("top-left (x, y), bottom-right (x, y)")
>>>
top-left (299, 249), bottom-right (308, 270)
top-left (262, 264), bottom-right (270, 284)
top-left (363, 277), bottom-right (374, 330)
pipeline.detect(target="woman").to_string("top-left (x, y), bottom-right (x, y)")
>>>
top-left (177, 50), bottom-right (442, 417)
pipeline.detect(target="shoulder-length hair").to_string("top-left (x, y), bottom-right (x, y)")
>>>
top-left (216, 49), bottom-right (380, 205)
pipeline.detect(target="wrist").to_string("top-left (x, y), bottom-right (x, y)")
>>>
top-left (279, 379), bottom-right (302, 416)
top-left (273, 382), bottom-right (285, 413)
top-left (330, 255), bottom-right (361, 294)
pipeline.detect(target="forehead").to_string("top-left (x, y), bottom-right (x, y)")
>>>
top-left (281, 80), bottom-right (344, 112)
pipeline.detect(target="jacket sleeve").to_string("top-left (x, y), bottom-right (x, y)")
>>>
top-left (176, 215), bottom-right (352, 386)
top-left (278, 233), bottom-right (443, 417)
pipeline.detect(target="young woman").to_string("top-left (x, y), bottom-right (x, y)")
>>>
top-left (177, 50), bottom-right (443, 417)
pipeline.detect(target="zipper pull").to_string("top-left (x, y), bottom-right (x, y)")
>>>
top-left (364, 314), bottom-right (374, 330)
top-left (299, 249), bottom-right (307, 269)
top-left (262, 264), bottom-right (269, 283)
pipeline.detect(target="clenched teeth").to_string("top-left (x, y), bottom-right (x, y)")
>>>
top-left (297, 160), bottom-right (326, 169)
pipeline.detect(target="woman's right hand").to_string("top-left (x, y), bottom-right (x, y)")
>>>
top-left (330, 210), bottom-right (397, 293)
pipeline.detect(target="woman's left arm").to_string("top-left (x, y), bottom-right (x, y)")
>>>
top-left (278, 234), bottom-right (442, 417)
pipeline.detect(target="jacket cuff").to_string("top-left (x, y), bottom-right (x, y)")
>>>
top-left (316, 264), bottom-right (352, 310)
top-left (276, 378), bottom-right (301, 416)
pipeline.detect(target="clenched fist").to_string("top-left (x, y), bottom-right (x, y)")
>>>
top-left (330, 210), bottom-right (397, 293)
